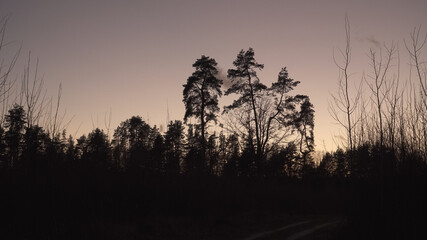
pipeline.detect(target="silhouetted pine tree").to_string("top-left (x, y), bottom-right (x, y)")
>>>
top-left (4, 104), bottom-right (26, 169)
top-left (183, 123), bottom-right (204, 174)
top-left (225, 48), bottom-right (266, 172)
top-left (183, 55), bottom-right (223, 170)
top-left (222, 133), bottom-right (240, 177)
top-left (84, 128), bottom-right (111, 170)
top-left (206, 133), bottom-right (219, 175)
top-left (164, 120), bottom-right (184, 175)
top-left (0, 127), bottom-right (7, 169)
top-left (112, 116), bottom-right (154, 171)
top-left (151, 133), bottom-right (165, 174)
top-left (22, 125), bottom-right (50, 175)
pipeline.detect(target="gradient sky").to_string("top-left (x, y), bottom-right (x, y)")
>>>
top-left (1, 0), bottom-right (426, 151)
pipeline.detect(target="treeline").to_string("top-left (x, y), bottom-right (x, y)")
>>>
top-left (1, 102), bottom-right (426, 180)
top-left (0, 106), bottom-right (312, 178)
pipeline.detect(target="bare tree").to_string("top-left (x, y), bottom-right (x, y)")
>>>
top-left (365, 43), bottom-right (397, 147)
top-left (43, 83), bottom-right (73, 140)
top-left (330, 15), bottom-right (362, 151)
top-left (20, 52), bottom-right (47, 127)
top-left (405, 26), bottom-right (427, 108)
top-left (383, 48), bottom-right (403, 151)
top-left (0, 16), bottom-right (21, 125)
top-left (405, 26), bottom-right (427, 158)
top-left (104, 107), bottom-right (113, 138)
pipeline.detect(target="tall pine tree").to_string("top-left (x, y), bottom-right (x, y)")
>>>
top-left (183, 55), bottom-right (222, 171)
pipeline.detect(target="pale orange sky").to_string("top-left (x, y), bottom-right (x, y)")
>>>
top-left (1, 0), bottom-right (426, 151)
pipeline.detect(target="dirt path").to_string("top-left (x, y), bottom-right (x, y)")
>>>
top-left (243, 221), bottom-right (311, 240)
top-left (286, 220), bottom-right (341, 240)
top-left (242, 216), bottom-right (343, 240)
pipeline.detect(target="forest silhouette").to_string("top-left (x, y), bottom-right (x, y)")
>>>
top-left (1, 17), bottom-right (427, 239)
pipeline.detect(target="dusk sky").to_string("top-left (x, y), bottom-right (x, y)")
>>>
top-left (1, 0), bottom-right (426, 151)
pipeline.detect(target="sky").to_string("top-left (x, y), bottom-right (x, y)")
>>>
top-left (0, 0), bottom-right (426, 151)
